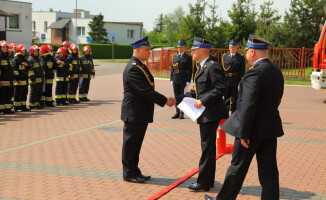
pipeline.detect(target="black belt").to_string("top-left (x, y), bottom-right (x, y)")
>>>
top-left (176, 70), bottom-right (188, 74)
top-left (225, 72), bottom-right (239, 77)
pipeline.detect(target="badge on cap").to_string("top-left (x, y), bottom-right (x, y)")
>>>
top-left (191, 36), bottom-right (214, 49)
top-left (130, 36), bottom-right (152, 49)
top-left (245, 35), bottom-right (271, 50)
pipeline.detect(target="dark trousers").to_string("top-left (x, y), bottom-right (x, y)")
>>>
top-left (122, 121), bottom-right (148, 178)
top-left (30, 83), bottom-right (43, 107)
top-left (217, 138), bottom-right (279, 200)
top-left (173, 82), bottom-right (186, 114)
top-left (43, 83), bottom-right (54, 102)
top-left (55, 80), bottom-right (68, 102)
top-left (197, 121), bottom-right (219, 186)
top-left (224, 85), bottom-right (238, 114)
top-left (68, 78), bottom-right (79, 100)
top-left (14, 84), bottom-right (28, 107)
top-left (79, 78), bottom-right (90, 98)
top-left (0, 86), bottom-right (12, 111)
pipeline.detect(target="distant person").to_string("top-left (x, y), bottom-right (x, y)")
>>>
top-left (79, 45), bottom-right (95, 102)
top-left (55, 47), bottom-right (70, 106)
top-left (67, 43), bottom-right (81, 104)
top-left (221, 40), bottom-right (245, 115)
top-left (121, 36), bottom-right (176, 183)
top-left (204, 35), bottom-right (284, 200)
top-left (170, 40), bottom-right (193, 119)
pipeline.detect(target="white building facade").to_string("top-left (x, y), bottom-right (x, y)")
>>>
top-left (0, 0), bottom-right (32, 48)
top-left (32, 9), bottom-right (143, 45)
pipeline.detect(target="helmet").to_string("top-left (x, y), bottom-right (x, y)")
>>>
top-left (83, 45), bottom-right (91, 52)
top-left (61, 41), bottom-right (70, 47)
top-left (9, 43), bottom-right (17, 51)
top-left (40, 45), bottom-right (50, 55)
top-left (0, 40), bottom-right (9, 47)
top-left (70, 43), bottom-right (78, 50)
top-left (16, 44), bottom-right (27, 53)
top-left (57, 47), bottom-right (67, 56)
top-left (30, 45), bottom-right (40, 54)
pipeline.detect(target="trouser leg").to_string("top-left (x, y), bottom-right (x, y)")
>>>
top-left (230, 85), bottom-right (239, 113)
top-left (197, 121), bottom-right (219, 186)
top-left (173, 82), bottom-right (186, 114)
top-left (122, 121), bottom-right (148, 178)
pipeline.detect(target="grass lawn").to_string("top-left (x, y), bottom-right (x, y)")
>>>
top-left (94, 59), bottom-right (130, 63)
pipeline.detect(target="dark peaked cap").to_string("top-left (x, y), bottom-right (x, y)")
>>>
top-left (191, 36), bottom-right (214, 49)
top-left (130, 36), bottom-right (152, 49)
top-left (245, 35), bottom-right (271, 50)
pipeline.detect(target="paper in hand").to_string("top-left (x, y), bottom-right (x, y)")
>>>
top-left (177, 97), bottom-right (205, 121)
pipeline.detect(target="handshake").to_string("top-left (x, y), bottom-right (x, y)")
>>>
top-left (165, 97), bottom-right (176, 107)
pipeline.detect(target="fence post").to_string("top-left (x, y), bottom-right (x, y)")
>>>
top-left (300, 47), bottom-right (305, 77)
top-left (159, 48), bottom-right (164, 72)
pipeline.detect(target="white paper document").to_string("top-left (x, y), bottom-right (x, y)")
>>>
top-left (177, 97), bottom-right (205, 121)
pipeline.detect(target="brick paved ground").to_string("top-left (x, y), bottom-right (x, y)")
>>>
top-left (0, 61), bottom-right (325, 200)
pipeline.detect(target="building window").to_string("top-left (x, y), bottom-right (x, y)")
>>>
top-left (77, 27), bottom-right (85, 36)
top-left (127, 29), bottom-right (134, 39)
top-left (44, 21), bottom-right (48, 32)
top-left (32, 21), bottom-right (36, 31)
top-left (7, 14), bottom-right (20, 29)
top-left (54, 29), bottom-right (62, 37)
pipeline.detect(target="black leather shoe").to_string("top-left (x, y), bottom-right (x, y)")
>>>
top-left (187, 183), bottom-right (210, 191)
top-left (138, 174), bottom-right (151, 180)
top-left (179, 113), bottom-right (184, 119)
top-left (204, 194), bottom-right (216, 200)
top-left (123, 176), bottom-right (145, 183)
top-left (171, 113), bottom-right (180, 119)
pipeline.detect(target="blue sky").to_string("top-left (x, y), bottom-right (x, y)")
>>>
top-left (25, 0), bottom-right (291, 31)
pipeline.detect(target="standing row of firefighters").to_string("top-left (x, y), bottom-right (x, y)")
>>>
top-left (0, 40), bottom-right (95, 115)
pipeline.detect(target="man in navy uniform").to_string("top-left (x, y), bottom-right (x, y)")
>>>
top-left (170, 40), bottom-right (193, 119)
top-left (204, 35), bottom-right (284, 200)
top-left (221, 40), bottom-right (245, 115)
top-left (176, 37), bottom-right (227, 191)
top-left (121, 36), bottom-right (176, 183)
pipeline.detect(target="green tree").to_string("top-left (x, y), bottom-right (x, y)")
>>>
top-left (283, 0), bottom-right (326, 47)
top-left (255, 0), bottom-right (282, 46)
top-left (88, 14), bottom-right (109, 43)
top-left (179, 2), bottom-right (207, 49)
top-left (153, 14), bottom-right (164, 33)
top-left (228, 0), bottom-right (257, 46)
top-left (162, 6), bottom-right (185, 46)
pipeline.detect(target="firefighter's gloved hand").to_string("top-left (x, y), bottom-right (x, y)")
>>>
top-left (70, 76), bottom-right (74, 80)
top-left (32, 81), bottom-right (36, 85)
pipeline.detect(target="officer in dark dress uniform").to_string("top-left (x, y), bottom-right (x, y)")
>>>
top-left (176, 37), bottom-right (227, 191)
top-left (204, 35), bottom-right (284, 200)
top-left (221, 40), bottom-right (245, 115)
top-left (121, 36), bottom-right (175, 183)
top-left (170, 40), bottom-right (193, 119)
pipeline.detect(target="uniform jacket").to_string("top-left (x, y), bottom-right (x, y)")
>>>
top-left (170, 52), bottom-right (193, 84)
top-left (55, 56), bottom-right (71, 80)
top-left (177, 57), bottom-right (227, 124)
top-left (67, 53), bottom-right (81, 79)
top-left (13, 54), bottom-right (31, 84)
top-left (80, 54), bottom-right (95, 78)
top-left (0, 52), bottom-right (15, 84)
top-left (121, 56), bottom-right (167, 123)
top-left (28, 55), bottom-right (44, 83)
top-left (40, 54), bottom-right (58, 80)
top-left (222, 52), bottom-right (245, 86)
top-left (221, 58), bottom-right (284, 140)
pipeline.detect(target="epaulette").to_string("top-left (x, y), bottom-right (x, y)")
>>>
top-left (132, 62), bottom-right (137, 65)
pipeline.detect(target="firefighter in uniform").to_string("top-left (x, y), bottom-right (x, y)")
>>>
top-left (170, 40), bottom-right (193, 119)
top-left (8, 43), bottom-right (17, 107)
top-left (13, 44), bottom-right (31, 112)
top-left (221, 40), bottom-right (245, 115)
top-left (176, 37), bottom-right (227, 192)
top-left (121, 36), bottom-right (175, 183)
top-left (40, 44), bottom-right (57, 107)
top-left (28, 45), bottom-right (44, 109)
top-left (79, 45), bottom-right (95, 101)
top-left (67, 43), bottom-right (81, 104)
top-left (55, 47), bottom-right (71, 105)
top-left (0, 41), bottom-right (15, 114)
